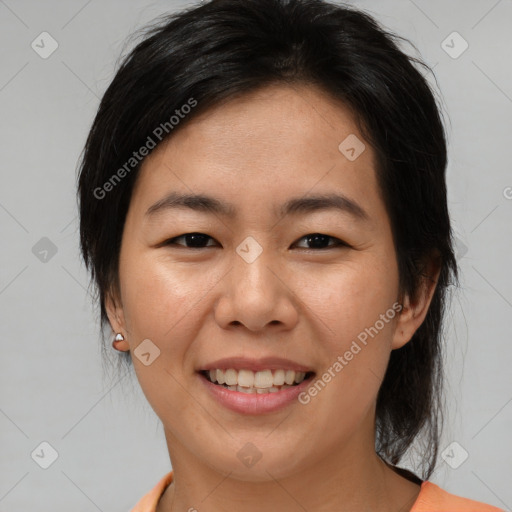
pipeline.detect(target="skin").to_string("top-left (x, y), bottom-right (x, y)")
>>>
top-left (106, 83), bottom-right (441, 511)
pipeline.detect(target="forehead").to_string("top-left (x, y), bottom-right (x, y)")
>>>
top-left (156, 83), bottom-right (367, 167)
top-left (129, 83), bottom-right (383, 224)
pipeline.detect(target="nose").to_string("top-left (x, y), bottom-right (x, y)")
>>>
top-left (214, 240), bottom-right (299, 333)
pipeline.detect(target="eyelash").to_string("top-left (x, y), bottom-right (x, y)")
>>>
top-left (162, 232), bottom-right (349, 251)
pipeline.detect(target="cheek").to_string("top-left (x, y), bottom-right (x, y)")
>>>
top-left (300, 257), bottom-right (399, 344)
top-left (300, 272), bottom-right (397, 438)
top-left (119, 252), bottom-right (209, 339)
top-left (117, 255), bottom-right (211, 420)
top-left (298, 254), bottom-right (398, 405)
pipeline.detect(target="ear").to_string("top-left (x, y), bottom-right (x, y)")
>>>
top-left (391, 252), bottom-right (442, 350)
top-left (105, 286), bottom-right (130, 351)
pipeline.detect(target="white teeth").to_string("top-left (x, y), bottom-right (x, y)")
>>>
top-left (294, 371), bottom-right (306, 383)
top-left (255, 384), bottom-right (293, 394)
top-left (238, 369), bottom-right (254, 387)
top-left (253, 370), bottom-right (273, 388)
top-left (237, 385), bottom-right (256, 394)
top-left (205, 368), bottom-right (310, 389)
top-left (224, 368), bottom-right (238, 386)
top-left (216, 369), bottom-right (226, 385)
top-left (273, 369), bottom-right (285, 386)
top-left (284, 370), bottom-right (295, 385)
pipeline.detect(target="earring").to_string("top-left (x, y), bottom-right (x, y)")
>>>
top-left (112, 332), bottom-right (126, 351)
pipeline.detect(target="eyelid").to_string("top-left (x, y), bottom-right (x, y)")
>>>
top-left (162, 233), bottom-right (218, 248)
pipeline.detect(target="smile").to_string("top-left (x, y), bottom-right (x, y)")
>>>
top-left (201, 368), bottom-right (313, 393)
top-left (198, 369), bottom-right (316, 414)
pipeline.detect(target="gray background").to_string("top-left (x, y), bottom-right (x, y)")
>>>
top-left (1, 0), bottom-right (511, 510)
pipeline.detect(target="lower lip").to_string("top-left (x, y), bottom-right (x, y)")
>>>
top-left (197, 372), bottom-right (315, 415)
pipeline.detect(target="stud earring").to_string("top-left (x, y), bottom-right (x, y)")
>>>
top-left (112, 332), bottom-right (126, 351)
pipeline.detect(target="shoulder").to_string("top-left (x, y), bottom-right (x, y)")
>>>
top-left (131, 471), bottom-right (174, 512)
top-left (411, 481), bottom-right (505, 512)
top-left (129, 473), bottom-right (505, 512)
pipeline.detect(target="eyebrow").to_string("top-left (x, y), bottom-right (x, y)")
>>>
top-left (145, 191), bottom-right (369, 222)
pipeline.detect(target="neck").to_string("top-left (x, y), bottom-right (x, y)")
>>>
top-left (157, 419), bottom-right (421, 512)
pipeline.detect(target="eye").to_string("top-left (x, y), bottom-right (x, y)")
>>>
top-left (293, 233), bottom-right (348, 250)
top-left (163, 232), bottom-right (218, 249)
top-left (161, 232), bottom-right (348, 250)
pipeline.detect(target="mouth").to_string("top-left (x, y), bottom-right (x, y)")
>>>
top-left (198, 368), bottom-right (316, 394)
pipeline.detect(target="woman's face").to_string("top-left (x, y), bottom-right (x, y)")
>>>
top-left (108, 84), bottom-right (421, 480)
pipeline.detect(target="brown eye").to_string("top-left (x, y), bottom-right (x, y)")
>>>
top-left (161, 232), bottom-right (348, 250)
top-left (164, 232), bottom-right (218, 248)
top-left (293, 233), bottom-right (348, 250)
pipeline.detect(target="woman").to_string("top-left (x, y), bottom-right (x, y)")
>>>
top-left (77, 0), bottom-right (503, 510)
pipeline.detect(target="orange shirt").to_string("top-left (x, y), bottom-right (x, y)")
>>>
top-left (131, 471), bottom-right (504, 512)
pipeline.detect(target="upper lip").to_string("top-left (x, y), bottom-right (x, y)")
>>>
top-left (198, 356), bottom-right (314, 373)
